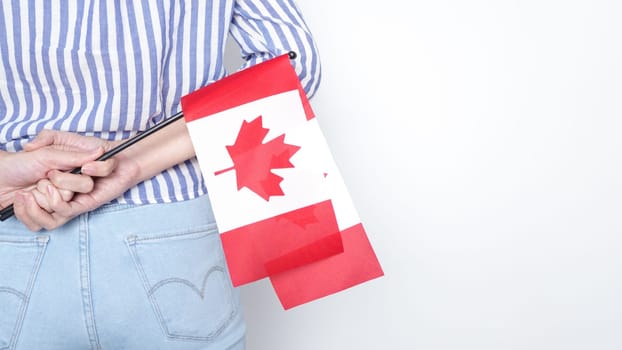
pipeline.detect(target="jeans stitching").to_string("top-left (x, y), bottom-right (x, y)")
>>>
top-left (0, 235), bottom-right (49, 244)
top-left (127, 223), bottom-right (218, 244)
top-left (2, 238), bottom-right (48, 350)
top-left (125, 232), bottom-right (237, 342)
top-left (0, 288), bottom-right (26, 301)
top-left (88, 203), bottom-right (137, 216)
top-left (79, 215), bottom-right (102, 350)
top-left (125, 241), bottom-right (170, 339)
top-left (147, 265), bottom-right (226, 298)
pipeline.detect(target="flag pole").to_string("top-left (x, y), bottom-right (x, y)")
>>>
top-left (0, 112), bottom-right (185, 221)
top-left (0, 51), bottom-right (298, 222)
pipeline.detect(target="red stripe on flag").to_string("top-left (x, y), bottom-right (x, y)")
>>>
top-left (181, 54), bottom-right (314, 123)
top-left (264, 232), bottom-right (343, 276)
top-left (269, 223), bottom-right (384, 310)
top-left (220, 200), bottom-right (342, 287)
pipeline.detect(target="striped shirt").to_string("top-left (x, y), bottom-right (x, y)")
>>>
top-left (0, 0), bottom-right (321, 204)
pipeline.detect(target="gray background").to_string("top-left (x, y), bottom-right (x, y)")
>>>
top-left (226, 1), bottom-right (622, 349)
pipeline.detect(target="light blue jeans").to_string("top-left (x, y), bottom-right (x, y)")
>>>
top-left (0, 195), bottom-right (246, 350)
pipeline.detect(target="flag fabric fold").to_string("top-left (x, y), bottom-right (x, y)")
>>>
top-left (180, 54), bottom-right (383, 309)
top-left (270, 223), bottom-right (384, 310)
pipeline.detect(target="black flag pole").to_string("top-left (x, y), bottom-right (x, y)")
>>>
top-left (0, 111), bottom-right (185, 222)
top-left (0, 50), bottom-right (298, 222)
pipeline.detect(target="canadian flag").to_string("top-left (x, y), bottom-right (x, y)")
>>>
top-left (181, 54), bottom-right (383, 309)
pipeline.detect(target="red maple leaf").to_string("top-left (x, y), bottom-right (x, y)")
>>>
top-left (214, 116), bottom-right (300, 201)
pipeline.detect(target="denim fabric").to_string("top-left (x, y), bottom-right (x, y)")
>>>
top-left (0, 195), bottom-right (245, 350)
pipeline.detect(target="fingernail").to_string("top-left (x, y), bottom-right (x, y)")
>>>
top-left (47, 184), bottom-right (54, 196)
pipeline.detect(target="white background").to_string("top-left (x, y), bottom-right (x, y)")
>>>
top-left (226, 1), bottom-right (622, 349)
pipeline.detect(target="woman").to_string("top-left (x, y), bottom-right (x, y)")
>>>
top-left (0, 1), bottom-right (320, 349)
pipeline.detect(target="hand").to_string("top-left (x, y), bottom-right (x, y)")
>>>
top-left (0, 134), bottom-right (106, 208)
top-left (15, 118), bottom-right (197, 231)
top-left (13, 130), bottom-right (141, 231)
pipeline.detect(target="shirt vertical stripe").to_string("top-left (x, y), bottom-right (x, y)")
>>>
top-left (0, 0), bottom-right (321, 204)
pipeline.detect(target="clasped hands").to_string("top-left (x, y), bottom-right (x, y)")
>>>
top-left (0, 130), bottom-right (140, 231)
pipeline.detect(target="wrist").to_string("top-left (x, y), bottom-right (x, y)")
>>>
top-left (0, 151), bottom-right (15, 197)
top-left (114, 151), bottom-right (143, 185)
top-left (117, 119), bottom-right (195, 182)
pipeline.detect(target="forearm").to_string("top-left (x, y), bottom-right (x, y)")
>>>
top-left (116, 118), bottom-right (196, 184)
top-left (0, 150), bottom-right (14, 206)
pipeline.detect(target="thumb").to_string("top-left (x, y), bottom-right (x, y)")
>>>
top-left (23, 130), bottom-right (57, 151)
top-left (43, 146), bottom-right (106, 171)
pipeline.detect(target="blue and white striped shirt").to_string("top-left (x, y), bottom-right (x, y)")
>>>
top-left (0, 0), bottom-right (321, 204)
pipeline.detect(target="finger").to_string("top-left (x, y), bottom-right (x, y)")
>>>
top-left (32, 183), bottom-right (54, 213)
top-left (38, 150), bottom-right (93, 171)
top-left (42, 183), bottom-right (75, 218)
top-left (23, 129), bottom-right (57, 151)
top-left (34, 179), bottom-right (73, 211)
top-left (58, 188), bottom-right (74, 202)
top-left (42, 146), bottom-right (104, 174)
top-left (13, 192), bottom-right (43, 232)
top-left (80, 158), bottom-right (118, 177)
top-left (25, 130), bottom-right (110, 153)
top-left (20, 191), bottom-right (67, 231)
top-left (47, 169), bottom-right (94, 194)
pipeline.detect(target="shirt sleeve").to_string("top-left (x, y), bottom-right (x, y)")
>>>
top-left (229, 0), bottom-right (321, 98)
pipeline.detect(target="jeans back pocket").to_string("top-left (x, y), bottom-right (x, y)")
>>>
top-left (125, 224), bottom-right (237, 342)
top-left (0, 234), bottom-right (49, 350)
